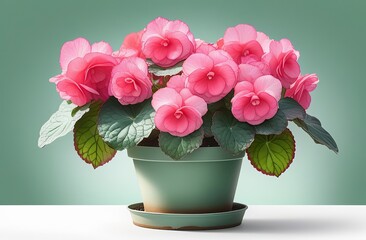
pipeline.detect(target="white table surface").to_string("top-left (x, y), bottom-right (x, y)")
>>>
top-left (0, 205), bottom-right (365, 240)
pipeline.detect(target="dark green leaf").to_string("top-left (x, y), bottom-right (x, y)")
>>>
top-left (202, 111), bottom-right (213, 137)
top-left (207, 99), bottom-right (226, 113)
top-left (255, 109), bottom-right (288, 135)
top-left (294, 114), bottom-right (338, 153)
top-left (247, 128), bottom-right (296, 177)
top-left (279, 97), bottom-right (306, 120)
top-left (159, 128), bottom-right (204, 160)
top-left (212, 111), bottom-right (255, 155)
top-left (223, 90), bottom-right (234, 109)
top-left (38, 101), bottom-right (90, 148)
top-left (71, 102), bottom-right (91, 117)
top-left (74, 101), bottom-right (116, 168)
top-left (98, 98), bottom-right (155, 150)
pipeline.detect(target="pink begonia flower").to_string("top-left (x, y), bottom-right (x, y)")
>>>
top-left (110, 57), bottom-right (152, 105)
top-left (166, 74), bottom-right (186, 92)
top-left (262, 39), bottom-right (301, 89)
top-left (216, 38), bottom-right (224, 49)
top-left (152, 88), bottom-right (207, 137)
top-left (141, 17), bottom-right (195, 67)
top-left (183, 50), bottom-right (238, 103)
top-left (256, 32), bottom-right (271, 53)
top-left (221, 24), bottom-right (264, 64)
top-left (238, 61), bottom-right (270, 83)
top-left (113, 30), bottom-right (145, 61)
top-left (285, 74), bottom-right (319, 109)
top-left (231, 75), bottom-right (282, 125)
top-left (50, 38), bottom-right (117, 106)
top-left (195, 39), bottom-right (217, 54)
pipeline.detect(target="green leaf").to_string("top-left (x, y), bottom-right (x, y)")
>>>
top-left (223, 90), bottom-right (234, 109)
top-left (98, 98), bottom-right (155, 150)
top-left (148, 61), bottom-right (183, 76)
top-left (71, 103), bottom-right (91, 117)
top-left (202, 111), bottom-right (213, 137)
top-left (207, 99), bottom-right (226, 113)
top-left (279, 97), bottom-right (306, 120)
top-left (255, 109), bottom-right (288, 135)
top-left (159, 128), bottom-right (204, 160)
top-left (38, 101), bottom-right (90, 148)
top-left (247, 128), bottom-right (296, 177)
top-left (294, 114), bottom-right (338, 153)
top-left (212, 111), bottom-right (255, 155)
top-left (74, 101), bottom-right (116, 169)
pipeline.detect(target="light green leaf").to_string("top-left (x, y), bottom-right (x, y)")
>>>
top-left (97, 98), bottom-right (155, 150)
top-left (74, 101), bottom-right (116, 169)
top-left (294, 114), bottom-right (338, 153)
top-left (279, 97), bottom-right (306, 120)
top-left (38, 101), bottom-right (90, 148)
top-left (255, 109), bottom-right (288, 135)
top-left (159, 128), bottom-right (204, 160)
top-left (148, 61), bottom-right (183, 76)
top-left (247, 128), bottom-right (296, 177)
top-left (212, 111), bottom-right (255, 155)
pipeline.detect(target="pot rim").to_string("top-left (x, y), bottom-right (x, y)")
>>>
top-left (127, 146), bottom-right (245, 162)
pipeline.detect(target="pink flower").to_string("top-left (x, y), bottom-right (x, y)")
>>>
top-left (285, 74), bottom-right (319, 109)
top-left (166, 74), bottom-right (186, 92)
top-left (113, 30), bottom-right (145, 60)
top-left (195, 39), bottom-right (217, 54)
top-left (183, 50), bottom-right (238, 103)
top-left (256, 32), bottom-right (271, 53)
top-left (221, 24), bottom-right (264, 64)
top-left (54, 77), bottom-right (90, 106)
top-left (141, 17), bottom-right (195, 68)
top-left (263, 39), bottom-right (301, 88)
top-left (231, 75), bottom-right (282, 125)
top-left (50, 38), bottom-right (117, 106)
top-left (216, 38), bottom-right (224, 49)
top-left (110, 57), bottom-right (152, 105)
top-left (238, 61), bottom-right (270, 83)
top-left (152, 88), bottom-right (207, 137)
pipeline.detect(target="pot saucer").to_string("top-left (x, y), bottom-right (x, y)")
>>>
top-left (128, 202), bottom-right (248, 230)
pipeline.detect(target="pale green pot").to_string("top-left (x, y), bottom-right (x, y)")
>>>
top-left (127, 146), bottom-right (244, 214)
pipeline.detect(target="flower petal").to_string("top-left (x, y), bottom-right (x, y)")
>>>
top-left (183, 53), bottom-right (213, 75)
top-left (91, 41), bottom-right (113, 54)
top-left (182, 93), bottom-right (208, 116)
top-left (60, 38), bottom-right (91, 72)
top-left (152, 88), bottom-right (182, 111)
top-left (254, 75), bottom-right (282, 101)
top-left (224, 24), bottom-right (257, 44)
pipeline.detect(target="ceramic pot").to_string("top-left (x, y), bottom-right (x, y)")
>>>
top-left (127, 146), bottom-right (244, 214)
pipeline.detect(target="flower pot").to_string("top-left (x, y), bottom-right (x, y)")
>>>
top-left (127, 146), bottom-right (244, 214)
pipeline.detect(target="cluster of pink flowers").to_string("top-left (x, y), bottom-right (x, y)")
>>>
top-left (51, 17), bottom-right (319, 137)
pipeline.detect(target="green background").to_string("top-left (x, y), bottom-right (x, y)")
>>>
top-left (1, 0), bottom-right (365, 204)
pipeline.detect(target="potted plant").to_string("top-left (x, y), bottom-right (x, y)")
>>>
top-left (38, 17), bottom-right (338, 230)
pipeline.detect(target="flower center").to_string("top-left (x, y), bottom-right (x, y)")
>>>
top-left (207, 71), bottom-right (215, 80)
top-left (161, 39), bottom-right (169, 47)
top-left (121, 77), bottom-right (138, 94)
top-left (174, 109), bottom-right (183, 119)
top-left (125, 77), bottom-right (135, 84)
top-left (243, 49), bottom-right (250, 56)
top-left (250, 95), bottom-right (260, 106)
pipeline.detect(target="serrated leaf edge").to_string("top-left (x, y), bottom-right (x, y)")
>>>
top-left (38, 101), bottom-right (90, 148)
top-left (246, 129), bottom-right (296, 177)
top-left (73, 102), bottom-right (117, 169)
top-left (158, 129), bottom-right (204, 160)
